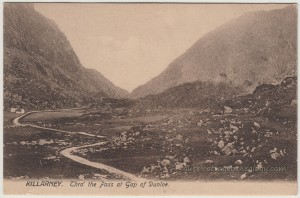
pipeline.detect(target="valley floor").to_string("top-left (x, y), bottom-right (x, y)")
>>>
top-left (3, 106), bottom-right (297, 181)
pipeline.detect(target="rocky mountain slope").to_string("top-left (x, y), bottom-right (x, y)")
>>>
top-left (4, 3), bottom-right (128, 109)
top-left (131, 5), bottom-right (297, 99)
top-left (136, 74), bottom-right (296, 118)
top-left (136, 81), bottom-right (244, 109)
top-left (225, 76), bottom-right (297, 122)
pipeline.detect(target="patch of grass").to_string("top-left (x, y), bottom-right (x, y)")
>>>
top-left (22, 109), bottom-right (83, 122)
top-left (4, 145), bottom-right (113, 179)
top-left (4, 124), bottom-right (110, 179)
top-left (96, 155), bottom-right (161, 175)
top-left (4, 111), bottom-right (21, 127)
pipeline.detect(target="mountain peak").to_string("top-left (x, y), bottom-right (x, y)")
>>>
top-left (4, 3), bottom-right (128, 109)
top-left (131, 5), bottom-right (296, 99)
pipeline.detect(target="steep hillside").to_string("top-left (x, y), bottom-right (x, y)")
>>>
top-left (136, 76), bottom-right (296, 124)
top-left (131, 5), bottom-right (297, 98)
top-left (225, 76), bottom-right (297, 115)
top-left (4, 3), bottom-right (128, 109)
top-left (135, 81), bottom-right (244, 109)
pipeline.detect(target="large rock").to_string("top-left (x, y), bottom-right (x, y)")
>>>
top-left (218, 140), bottom-right (225, 149)
top-left (224, 106), bottom-right (233, 115)
top-left (221, 142), bottom-right (235, 155)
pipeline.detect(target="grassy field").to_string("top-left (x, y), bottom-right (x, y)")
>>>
top-left (22, 109), bottom-right (84, 122)
top-left (22, 112), bottom-right (170, 137)
top-left (3, 125), bottom-right (121, 179)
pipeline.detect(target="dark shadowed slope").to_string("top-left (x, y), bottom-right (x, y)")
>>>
top-left (131, 5), bottom-right (297, 99)
top-left (4, 3), bottom-right (128, 109)
top-left (135, 81), bottom-right (244, 109)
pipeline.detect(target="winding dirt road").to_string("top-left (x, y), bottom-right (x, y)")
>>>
top-left (60, 142), bottom-right (139, 181)
top-left (13, 111), bottom-right (140, 181)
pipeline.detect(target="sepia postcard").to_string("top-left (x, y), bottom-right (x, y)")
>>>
top-left (2, 2), bottom-right (298, 196)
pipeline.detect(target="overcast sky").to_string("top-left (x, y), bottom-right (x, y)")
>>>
top-left (35, 3), bottom-right (288, 92)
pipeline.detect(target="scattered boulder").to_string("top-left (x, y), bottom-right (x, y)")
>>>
top-left (161, 159), bottom-right (171, 167)
top-left (166, 155), bottom-right (175, 160)
top-left (224, 106), bottom-right (233, 115)
top-left (291, 100), bottom-right (297, 106)
top-left (221, 142), bottom-right (235, 155)
top-left (250, 147), bottom-right (256, 153)
top-left (176, 134), bottom-right (183, 141)
top-left (207, 130), bottom-right (212, 135)
top-left (234, 160), bottom-right (243, 166)
top-left (256, 162), bottom-right (263, 169)
top-left (175, 162), bottom-right (185, 170)
top-left (269, 148), bottom-right (283, 160)
top-left (197, 120), bottom-right (204, 127)
top-left (218, 140), bottom-right (225, 149)
top-left (230, 124), bottom-right (239, 133)
top-left (240, 173), bottom-right (247, 180)
top-left (240, 150), bottom-right (247, 154)
top-left (253, 122), bottom-right (260, 129)
top-left (204, 160), bottom-right (214, 164)
top-left (183, 157), bottom-right (190, 163)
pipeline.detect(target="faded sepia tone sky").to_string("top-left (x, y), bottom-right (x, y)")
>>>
top-left (35, 3), bottom-right (288, 92)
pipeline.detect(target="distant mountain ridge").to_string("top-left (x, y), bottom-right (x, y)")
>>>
top-left (4, 3), bottom-right (128, 109)
top-left (131, 5), bottom-right (297, 99)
